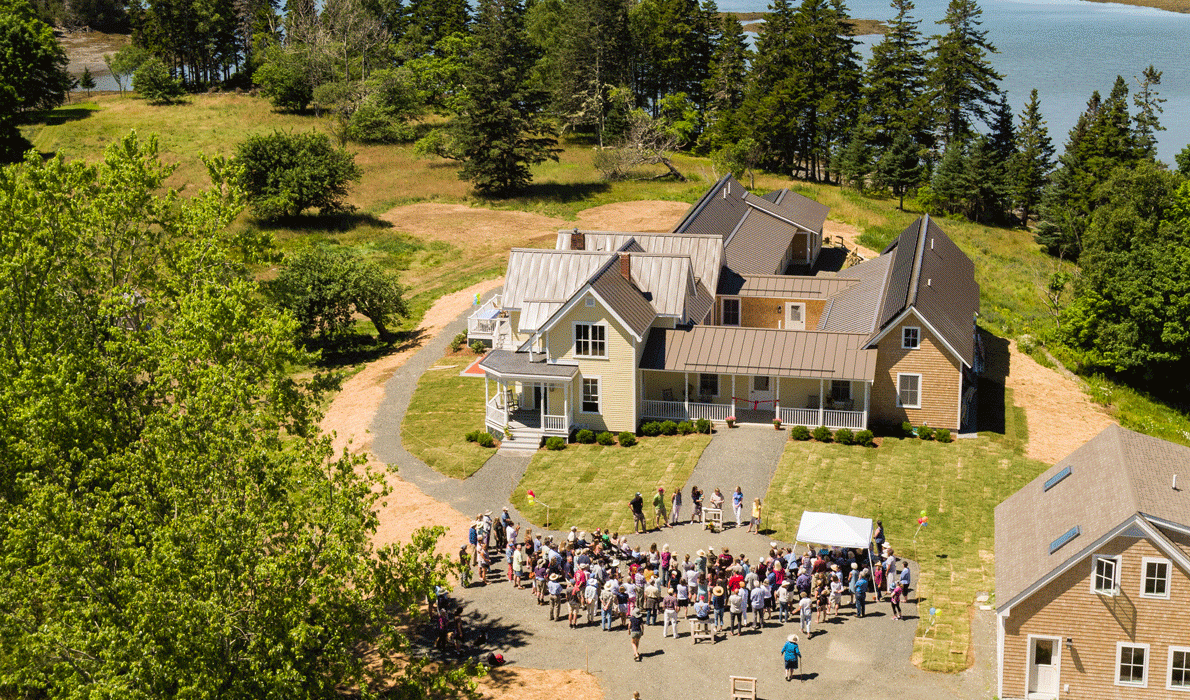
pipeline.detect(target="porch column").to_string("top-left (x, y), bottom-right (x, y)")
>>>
top-left (775, 377), bottom-right (781, 420)
top-left (540, 382), bottom-right (545, 429)
top-left (818, 378), bottom-right (825, 427)
top-left (485, 376), bottom-right (490, 426)
top-left (731, 375), bottom-right (737, 417)
top-left (501, 379), bottom-right (508, 426)
top-left (864, 381), bottom-right (870, 429)
top-left (564, 380), bottom-right (570, 431)
top-left (684, 371), bottom-right (689, 418)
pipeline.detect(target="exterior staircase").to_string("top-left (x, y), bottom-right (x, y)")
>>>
top-left (497, 427), bottom-right (543, 455)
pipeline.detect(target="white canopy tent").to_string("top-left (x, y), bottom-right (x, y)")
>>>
top-left (795, 511), bottom-right (873, 550)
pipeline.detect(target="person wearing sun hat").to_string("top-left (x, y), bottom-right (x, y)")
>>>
top-left (711, 584), bottom-right (727, 631)
top-left (781, 633), bottom-right (802, 681)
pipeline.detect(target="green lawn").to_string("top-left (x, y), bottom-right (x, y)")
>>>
top-left (509, 434), bottom-right (712, 535)
top-left (401, 354), bottom-right (496, 479)
top-left (763, 386), bottom-right (1045, 673)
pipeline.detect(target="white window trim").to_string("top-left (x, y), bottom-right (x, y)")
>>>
top-left (573, 321), bottom-right (609, 360)
top-left (1168, 645), bottom-right (1190, 691)
top-left (1140, 556), bottom-right (1171, 599)
top-left (902, 326), bottom-right (921, 350)
top-left (785, 302), bottom-right (806, 330)
top-left (1091, 554), bottom-right (1122, 596)
top-left (1025, 634), bottom-right (1062, 699)
top-left (1116, 641), bottom-right (1150, 688)
top-left (896, 373), bottom-right (922, 409)
top-left (580, 376), bottom-right (602, 415)
top-left (721, 297), bottom-right (741, 326)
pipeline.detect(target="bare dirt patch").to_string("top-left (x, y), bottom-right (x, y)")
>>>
top-left (1003, 340), bottom-right (1115, 464)
top-left (572, 200), bottom-right (691, 232)
top-left (476, 668), bottom-right (602, 700)
top-left (380, 203), bottom-right (563, 252)
top-left (824, 219), bottom-right (880, 260)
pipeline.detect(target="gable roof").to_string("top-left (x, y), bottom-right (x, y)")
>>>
top-left (995, 425), bottom-right (1190, 612)
top-left (867, 216), bottom-right (979, 367)
top-left (503, 249), bottom-right (615, 332)
top-left (640, 326), bottom-right (877, 381)
top-left (818, 255), bottom-right (894, 334)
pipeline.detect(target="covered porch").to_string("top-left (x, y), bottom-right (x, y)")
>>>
top-left (479, 349), bottom-right (578, 440)
top-left (639, 370), bottom-right (869, 429)
top-left (466, 294), bottom-right (512, 349)
top-left (638, 325), bottom-right (877, 430)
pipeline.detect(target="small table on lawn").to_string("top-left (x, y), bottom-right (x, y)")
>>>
top-left (702, 507), bottom-right (723, 528)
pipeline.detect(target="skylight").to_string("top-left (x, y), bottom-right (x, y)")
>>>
top-left (1044, 466), bottom-right (1072, 492)
top-left (1049, 526), bottom-right (1080, 554)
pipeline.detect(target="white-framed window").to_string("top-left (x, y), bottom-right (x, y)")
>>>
top-left (1141, 557), bottom-right (1171, 599)
top-left (574, 323), bottom-right (607, 358)
top-left (699, 373), bottom-right (719, 397)
top-left (581, 377), bottom-right (601, 413)
top-left (902, 326), bottom-right (921, 349)
top-left (721, 298), bottom-right (740, 326)
top-left (896, 373), bottom-right (921, 408)
top-left (1169, 646), bottom-right (1190, 691)
top-left (585, 297), bottom-right (595, 307)
top-left (1091, 555), bottom-right (1121, 595)
top-left (1117, 642), bottom-right (1150, 688)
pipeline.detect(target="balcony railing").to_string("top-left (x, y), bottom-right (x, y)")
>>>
top-left (641, 400), bottom-right (731, 422)
top-left (467, 295), bottom-right (503, 340)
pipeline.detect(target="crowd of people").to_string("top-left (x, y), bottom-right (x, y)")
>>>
top-left (459, 494), bottom-right (913, 664)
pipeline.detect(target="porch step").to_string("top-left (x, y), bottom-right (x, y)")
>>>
top-left (498, 430), bottom-right (543, 454)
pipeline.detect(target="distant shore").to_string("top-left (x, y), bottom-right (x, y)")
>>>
top-left (1081, 0), bottom-right (1190, 12)
top-left (722, 12), bottom-right (889, 35)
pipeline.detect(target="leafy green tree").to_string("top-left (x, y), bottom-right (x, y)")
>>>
top-left (862, 0), bottom-right (930, 156)
top-left (79, 66), bottom-right (96, 98)
top-left (1177, 144), bottom-right (1190, 177)
top-left (1009, 88), bottom-right (1054, 226)
top-left (270, 247), bottom-right (408, 339)
top-left (926, 0), bottom-right (1001, 144)
top-left (834, 133), bottom-right (872, 192)
top-left (0, 0), bottom-right (72, 117)
top-left (133, 55), bottom-right (185, 102)
top-left (236, 130), bottom-right (362, 219)
top-left (0, 132), bottom-right (472, 698)
top-left (254, 41), bottom-right (317, 111)
top-left (105, 43), bottom-right (148, 94)
top-left (451, 0), bottom-right (559, 195)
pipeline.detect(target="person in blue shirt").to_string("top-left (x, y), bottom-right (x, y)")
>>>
top-left (781, 634), bottom-right (802, 681)
top-left (854, 570), bottom-right (869, 617)
top-left (732, 486), bottom-right (744, 528)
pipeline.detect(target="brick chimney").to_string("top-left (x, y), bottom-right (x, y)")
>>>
top-left (570, 228), bottom-right (585, 250)
top-left (619, 252), bottom-right (631, 280)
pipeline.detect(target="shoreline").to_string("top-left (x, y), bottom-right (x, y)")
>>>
top-left (723, 12), bottom-right (888, 35)
top-left (1081, 0), bottom-right (1190, 12)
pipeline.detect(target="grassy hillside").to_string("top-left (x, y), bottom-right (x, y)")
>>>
top-left (23, 92), bottom-right (1190, 443)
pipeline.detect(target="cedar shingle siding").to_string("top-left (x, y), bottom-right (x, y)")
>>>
top-left (869, 317), bottom-right (962, 430)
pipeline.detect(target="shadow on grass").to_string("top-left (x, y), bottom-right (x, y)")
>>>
top-left (31, 106), bottom-right (98, 126)
top-left (304, 327), bottom-right (428, 370)
top-left (486, 180), bottom-right (612, 206)
top-left (256, 210), bottom-right (394, 233)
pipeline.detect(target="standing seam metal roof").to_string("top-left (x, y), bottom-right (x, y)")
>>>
top-left (640, 326), bottom-right (877, 381)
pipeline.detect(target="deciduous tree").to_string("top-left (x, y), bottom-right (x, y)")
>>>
top-left (270, 246), bottom-right (408, 338)
top-left (236, 130), bottom-right (362, 218)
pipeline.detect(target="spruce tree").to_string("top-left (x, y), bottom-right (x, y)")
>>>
top-left (877, 127), bottom-right (923, 210)
top-left (926, 0), bottom-right (1001, 145)
top-left (1131, 65), bottom-right (1165, 161)
top-left (1009, 88), bottom-right (1054, 226)
top-left (740, 0), bottom-right (801, 173)
top-left (700, 14), bottom-right (751, 152)
top-left (453, 0), bottom-right (558, 195)
top-left (862, 0), bottom-right (930, 155)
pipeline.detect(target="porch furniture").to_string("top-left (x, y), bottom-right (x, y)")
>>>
top-left (729, 676), bottom-right (757, 700)
top-left (690, 620), bottom-right (716, 644)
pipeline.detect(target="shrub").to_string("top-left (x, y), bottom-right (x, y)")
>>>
top-left (476, 432), bottom-right (495, 448)
top-left (902, 421), bottom-right (915, 438)
top-left (790, 425), bottom-right (811, 441)
top-left (269, 247), bottom-right (407, 339)
top-left (918, 425), bottom-right (935, 441)
top-left (641, 421), bottom-right (662, 437)
top-left (596, 431), bottom-right (615, 446)
top-left (677, 420), bottom-right (694, 435)
top-left (811, 425), bottom-right (832, 442)
top-left (936, 428), bottom-right (953, 443)
top-left (449, 332), bottom-right (468, 352)
top-left (134, 57), bottom-right (184, 104)
top-left (465, 430), bottom-right (480, 442)
top-left (856, 429), bottom-right (875, 447)
top-left (695, 418), bottom-right (711, 434)
top-left (835, 428), bottom-right (855, 445)
top-left (618, 432), bottom-right (637, 447)
top-left (237, 131), bottom-right (361, 220)
top-left (660, 420), bottom-right (678, 436)
top-left (545, 436), bottom-right (566, 450)
top-left (254, 43), bottom-right (314, 111)
top-left (575, 429), bottom-right (596, 444)
top-left (470, 340), bottom-right (486, 354)
top-left (346, 99), bottom-right (418, 144)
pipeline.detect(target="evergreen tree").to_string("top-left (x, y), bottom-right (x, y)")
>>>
top-left (877, 126), bottom-right (923, 209)
top-left (926, 0), bottom-right (1001, 145)
top-left (739, 0), bottom-right (799, 172)
top-left (453, 0), bottom-right (558, 195)
top-left (862, 0), bottom-right (930, 155)
top-left (79, 65), bottom-right (96, 98)
top-left (1131, 64), bottom-right (1165, 161)
top-left (699, 13), bottom-right (750, 152)
top-left (1009, 88), bottom-right (1054, 226)
top-left (630, 0), bottom-right (715, 115)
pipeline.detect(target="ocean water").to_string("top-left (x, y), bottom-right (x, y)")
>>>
top-left (725, 0), bottom-right (1190, 164)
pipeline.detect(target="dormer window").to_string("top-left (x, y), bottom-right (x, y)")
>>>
top-left (575, 323), bottom-right (607, 358)
top-left (902, 326), bottom-right (920, 349)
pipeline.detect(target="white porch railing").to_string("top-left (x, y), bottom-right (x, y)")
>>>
top-left (486, 399), bottom-right (506, 428)
top-left (543, 415), bottom-right (567, 433)
top-left (824, 410), bottom-right (866, 430)
top-left (779, 407), bottom-right (867, 430)
top-left (467, 295), bottom-right (503, 341)
top-left (641, 400), bottom-right (731, 422)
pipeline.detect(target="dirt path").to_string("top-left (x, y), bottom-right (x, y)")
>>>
top-left (824, 219), bottom-right (880, 259)
top-left (1002, 340), bottom-right (1115, 465)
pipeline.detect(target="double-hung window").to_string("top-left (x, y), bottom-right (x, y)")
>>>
top-left (1141, 557), bottom-right (1170, 598)
top-left (1169, 646), bottom-right (1190, 690)
top-left (581, 378), bottom-right (601, 413)
top-left (897, 373), bottom-right (921, 408)
top-left (721, 298), bottom-right (740, 326)
top-left (902, 326), bottom-right (921, 349)
top-left (699, 374), bottom-right (719, 397)
top-left (1117, 642), bottom-right (1149, 687)
top-left (1092, 555), bottom-right (1120, 595)
top-left (575, 323), bottom-right (607, 358)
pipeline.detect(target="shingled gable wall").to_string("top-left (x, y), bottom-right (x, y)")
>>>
top-left (869, 315), bottom-right (962, 430)
top-left (1001, 531), bottom-right (1190, 699)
